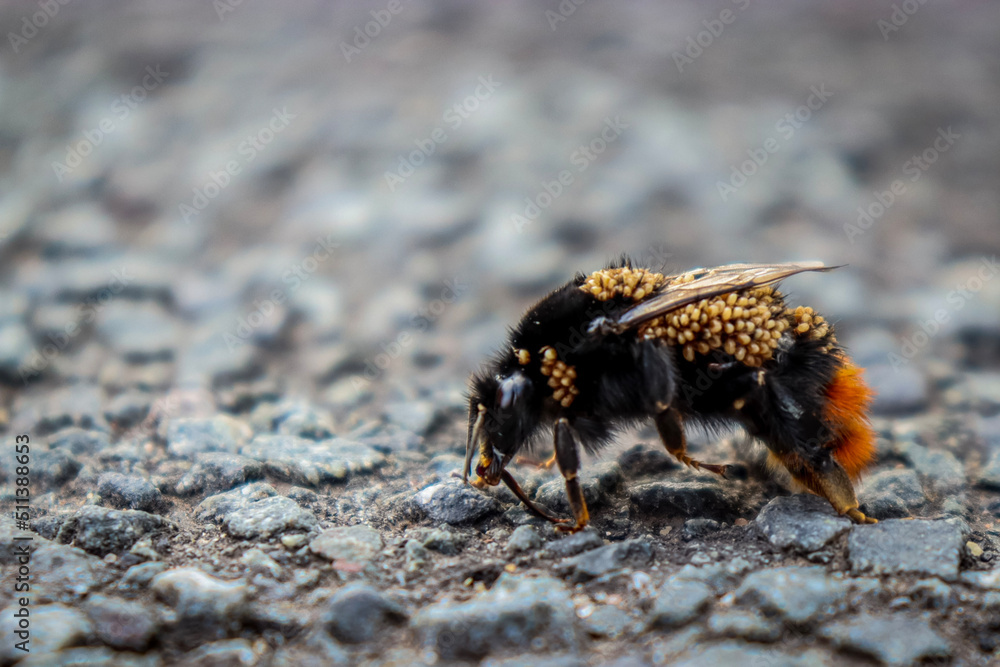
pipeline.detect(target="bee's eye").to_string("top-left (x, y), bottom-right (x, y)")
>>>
top-left (497, 372), bottom-right (529, 410)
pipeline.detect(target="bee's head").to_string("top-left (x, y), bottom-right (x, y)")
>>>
top-left (464, 362), bottom-right (537, 484)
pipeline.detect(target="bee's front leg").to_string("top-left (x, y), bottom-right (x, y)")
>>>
top-left (553, 417), bottom-right (590, 533)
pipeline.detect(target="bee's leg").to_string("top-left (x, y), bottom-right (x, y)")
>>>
top-left (770, 450), bottom-right (876, 524)
top-left (513, 453), bottom-right (558, 469)
top-left (499, 469), bottom-right (569, 525)
top-left (654, 406), bottom-right (729, 477)
top-left (553, 418), bottom-right (590, 533)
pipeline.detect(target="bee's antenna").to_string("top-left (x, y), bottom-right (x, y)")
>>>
top-left (463, 404), bottom-right (486, 484)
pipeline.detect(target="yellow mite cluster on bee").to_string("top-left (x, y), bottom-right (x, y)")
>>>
top-left (637, 286), bottom-right (790, 368)
top-left (791, 306), bottom-right (835, 345)
top-left (515, 348), bottom-right (531, 365)
top-left (580, 267), bottom-right (665, 302)
top-left (539, 345), bottom-right (579, 407)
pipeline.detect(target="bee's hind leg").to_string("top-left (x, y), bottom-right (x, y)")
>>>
top-left (772, 450), bottom-right (877, 524)
top-left (654, 406), bottom-right (729, 477)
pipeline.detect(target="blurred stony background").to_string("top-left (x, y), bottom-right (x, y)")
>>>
top-left (1, 1), bottom-right (1000, 665)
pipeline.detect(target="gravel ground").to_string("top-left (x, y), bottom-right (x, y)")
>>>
top-left (2, 1), bottom-right (1000, 665)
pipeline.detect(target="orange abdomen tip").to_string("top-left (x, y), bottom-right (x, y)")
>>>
top-left (822, 356), bottom-right (877, 480)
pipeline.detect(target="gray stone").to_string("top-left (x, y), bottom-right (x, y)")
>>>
top-left (671, 559), bottom-right (752, 595)
top-left (488, 655), bottom-right (586, 667)
top-left (558, 539), bottom-right (652, 580)
top-left (270, 628), bottom-right (351, 666)
top-left (707, 609), bottom-right (783, 642)
top-left (735, 566), bottom-right (850, 624)
top-left (152, 567), bottom-right (248, 648)
top-left (681, 518), bottom-right (721, 540)
top-left (310, 524), bottom-right (384, 563)
top-left (29, 447), bottom-right (82, 488)
top-left (181, 638), bottom-right (262, 666)
top-left (754, 494), bottom-right (852, 553)
top-left (32, 543), bottom-right (110, 602)
top-left (176, 452), bottom-right (265, 496)
top-left (859, 468), bottom-right (926, 518)
top-left (195, 481), bottom-right (278, 521)
top-left (540, 529), bottom-right (604, 558)
top-left (673, 643), bottom-right (833, 667)
top-left (404, 539), bottom-right (430, 571)
top-left (15, 647), bottom-right (161, 667)
top-left (0, 321), bottom-right (34, 381)
top-left (96, 301), bottom-right (179, 362)
top-left (383, 399), bottom-right (437, 435)
top-left (322, 584), bottom-right (407, 643)
top-left (165, 416), bottom-right (253, 458)
top-left (55, 505), bottom-right (176, 557)
top-left (119, 562), bottom-right (169, 591)
top-left (949, 372), bottom-right (1000, 414)
top-left (103, 391), bottom-right (152, 431)
top-left (267, 401), bottom-right (337, 440)
top-left (11, 383), bottom-right (104, 434)
top-left (848, 519), bottom-right (964, 580)
top-left (648, 579), bottom-right (714, 628)
top-left (241, 435), bottom-right (385, 485)
top-left (847, 519), bottom-right (965, 581)
top-left (821, 613), bottom-right (951, 666)
top-left (0, 603), bottom-right (92, 664)
top-left (977, 450), bottom-right (1000, 490)
top-left (240, 547), bottom-right (283, 578)
top-left (405, 527), bottom-right (463, 555)
top-left (617, 443), bottom-right (678, 478)
top-left (84, 594), bottom-right (159, 651)
top-left (221, 495), bottom-right (318, 540)
top-left (413, 573), bottom-right (577, 660)
top-left (47, 428), bottom-right (110, 455)
top-left (534, 461), bottom-right (623, 513)
top-left (97, 472), bottom-right (164, 512)
top-left (867, 364), bottom-right (930, 414)
top-left (507, 524), bottom-right (543, 553)
top-left (897, 442), bottom-right (967, 495)
top-left (581, 604), bottom-right (632, 639)
top-left (629, 479), bottom-right (738, 518)
top-left (413, 480), bottom-right (501, 525)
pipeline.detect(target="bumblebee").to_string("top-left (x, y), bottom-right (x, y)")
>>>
top-left (463, 260), bottom-right (877, 532)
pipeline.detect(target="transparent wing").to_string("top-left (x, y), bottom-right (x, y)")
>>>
top-left (614, 261), bottom-right (838, 331)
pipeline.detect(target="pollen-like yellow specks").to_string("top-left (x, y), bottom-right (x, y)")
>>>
top-left (515, 348), bottom-right (531, 365)
top-left (539, 345), bottom-right (579, 408)
top-left (791, 306), bottom-right (834, 343)
top-left (580, 267), bottom-right (665, 302)
top-left (637, 286), bottom-right (791, 368)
